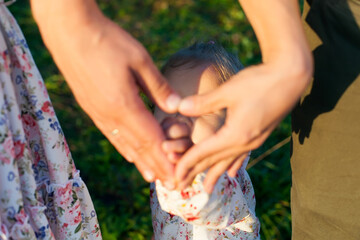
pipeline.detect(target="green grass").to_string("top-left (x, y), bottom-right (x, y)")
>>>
top-left (9, 1), bottom-right (294, 239)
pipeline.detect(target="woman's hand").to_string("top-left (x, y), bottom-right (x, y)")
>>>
top-left (175, 0), bottom-right (313, 193)
top-left (30, 0), bottom-right (181, 183)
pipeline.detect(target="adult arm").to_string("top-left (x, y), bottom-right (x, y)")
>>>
top-left (30, 0), bottom-right (181, 183)
top-left (176, 0), bottom-right (313, 192)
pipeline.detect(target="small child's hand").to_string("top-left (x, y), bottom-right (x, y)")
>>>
top-left (161, 116), bottom-right (193, 163)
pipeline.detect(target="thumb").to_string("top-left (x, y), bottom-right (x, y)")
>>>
top-left (135, 55), bottom-right (181, 113)
top-left (178, 86), bottom-right (226, 117)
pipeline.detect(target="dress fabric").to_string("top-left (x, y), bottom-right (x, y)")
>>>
top-left (0, 2), bottom-right (102, 239)
top-left (151, 156), bottom-right (260, 240)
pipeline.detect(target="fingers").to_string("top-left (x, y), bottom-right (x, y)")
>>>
top-left (227, 155), bottom-right (246, 178)
top-left (162, 120), bottom-right (192, 140)
top-left (167, 152), bottom-right (182, 163)
top-left (134, 53), bottom-right (181, 113)
top-left (133, 160), bottom-right (155, 182)
top-left (175, 127), bottom-right (234, 181)
top-left (176, 147), bottom-right (243, 190)
top-left (178, 86), bottom-right (227, 117)
top-left (203, 158), bottom-right (236, 193)
top-left (162, 139), bottom-right (192, 154)
top-left (103, 125), bottom-right (157, 182)
top-left (101, 94), bottom-right (175, 182)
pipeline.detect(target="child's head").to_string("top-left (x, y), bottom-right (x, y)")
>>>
top-left (155, 42), bottom-right (244, 143)
top-left (161, 42), bottom-right (243, 85)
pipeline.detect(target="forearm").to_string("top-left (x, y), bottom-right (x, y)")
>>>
top-left (31, 0), bottom-right (105, 40)
top-left (29, 0), bottom-right (129, 105)
top-left (239, 0), bottom-right (313, 84)
top-left (30, 0), bottom-right (106, 50)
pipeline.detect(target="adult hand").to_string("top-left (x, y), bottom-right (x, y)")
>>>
top-left (175, 0), bottom-right (313, 193)
top-left (31, 0), bottom-right (181, 183)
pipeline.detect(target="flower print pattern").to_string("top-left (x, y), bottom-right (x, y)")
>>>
top-left (0, 2), bottom-right (102, 239)
top-left (151, 156), bottom-right (260, 240)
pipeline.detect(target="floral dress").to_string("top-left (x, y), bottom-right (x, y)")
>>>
top-left (151, 156), bottom-right (260, 240)
top-left (0, 1), bottom-right (102, 239)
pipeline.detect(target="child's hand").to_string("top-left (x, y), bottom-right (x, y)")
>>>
top-left (161, 116), bottom-right (193, 163)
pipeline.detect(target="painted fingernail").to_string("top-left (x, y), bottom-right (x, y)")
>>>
top-left (144, 170), bottom-right (155, 182)
top-left (166, 94), bottom-right (181, 112)
top-left (179, 99), bottom-right (194, 112)
top-left (164, 180), bottom-right (175, 190)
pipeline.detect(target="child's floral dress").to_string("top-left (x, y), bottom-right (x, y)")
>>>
top-left (151, 156), bottom-right (260, 240)
top-left (0, 2), bottom-right (102, 239)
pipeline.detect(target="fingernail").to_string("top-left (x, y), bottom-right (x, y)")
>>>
top-left (162, 142), bottom-right (169, 152)
top-left (164, 180), bottom-right (175, 190)
top-left (166, 94), bottom-right (181, 112)
top-left (179, 99), bottom-right (194, 112)
top-left (144, 170), bottom-right (155, 182)
top-left (204, 183), bottom-right (214, 194)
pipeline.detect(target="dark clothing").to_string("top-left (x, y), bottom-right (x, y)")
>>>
top-left (291, 0), bottom-right (360, 239)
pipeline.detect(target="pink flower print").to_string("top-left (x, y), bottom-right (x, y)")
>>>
top-left (55, 182), bottom-right (73, 208)
top-left (13, 46), bottom-right (31, 72)
top-left (59, 223), bottom-right (68, 240)
top-left (1, 50), bottom-right (10, 73)
top-left (181, 190), bottom-right (190, 199)
top-left (1, 136), bottom-right (15, 164)
top-left (0, 155), bottom-right (10, 165)
top-left (38, 81), bottom-right (50, 98)
top-left (65, 200), bottom-right (82, 226)
top-left (63, 138), bottom-right (70, 157)
top-left (224, 179), bottom-right (233, 197)
top-left (21, 114), bottom-right (39, 138)
top-left (180, 189), bottom-right (197, 200)
top-left (183, 212), bottom-right (199, 222)
top-left (14, 208), bottom-right (27, 225)
top-left (13, 140), bottom-right (25, 158)
top-left (21, 52), bottom-right (31, 72)
top-left (1, 223), bottom-right (9, 237)
top-left (22, 114), bottom-right (36, 127)
top-left (41, 101), bottom-right (54, 117)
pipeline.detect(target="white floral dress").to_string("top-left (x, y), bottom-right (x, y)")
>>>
top-left (151, 156), bottom-right (260, 240)
top-left (0, 2), bottom-right (102, 239)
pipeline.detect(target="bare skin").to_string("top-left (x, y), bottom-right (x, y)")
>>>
top-left (30, 0), bottom-right (181, 183)
top-left (30, 0), bottom-right (313, 193)
top-left (176, 0), bottom-right (313, 192)
top-left (156, 64), bottom-right (242, 192)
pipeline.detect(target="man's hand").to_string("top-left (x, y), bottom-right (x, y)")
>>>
top-left (175, 0), bottom-right (313, 193)
top-left (31, 0), bottom-right (181, 183)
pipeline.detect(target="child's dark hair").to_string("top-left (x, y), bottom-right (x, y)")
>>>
top-left (161, 42), bottom-right (244, 83)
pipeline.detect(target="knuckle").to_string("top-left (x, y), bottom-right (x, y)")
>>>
top-left (252, 136), bottom-right (266, 149)
top-left (152, 78), bottom-right (170, 97)
top-left (132, 47), bottom-right (149, 66)
top-left (134, 139), bottom-right (153, 156)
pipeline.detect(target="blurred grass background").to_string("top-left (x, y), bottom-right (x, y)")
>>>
top-left (9, 1), bottom-right (300, 239)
